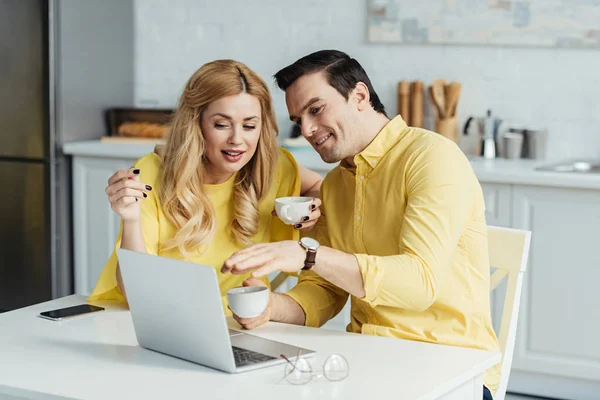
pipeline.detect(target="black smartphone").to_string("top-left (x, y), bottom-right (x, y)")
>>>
top-left (38, 304), bottom-right (105, 321)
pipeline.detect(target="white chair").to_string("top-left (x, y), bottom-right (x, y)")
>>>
top-left (487, 225), bottom-right (532, 400)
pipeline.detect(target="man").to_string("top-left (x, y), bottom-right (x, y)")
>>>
top-left (221, 50), bottom-right (499, 399)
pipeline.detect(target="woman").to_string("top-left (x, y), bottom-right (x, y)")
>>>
top-left (89, 60), bottom-right (322, 313)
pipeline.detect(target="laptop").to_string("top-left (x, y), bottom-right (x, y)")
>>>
top-left (116, 248), bottom-right (315, 373)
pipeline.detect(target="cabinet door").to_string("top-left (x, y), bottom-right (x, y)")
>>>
top-left (72, 157), bottom-right (137, 295)
top-left (480, 183), bottom-right (512, 228)
top-left (508, 185), bottom-right (600, 398)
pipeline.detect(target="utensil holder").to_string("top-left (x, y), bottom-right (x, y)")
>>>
top-left (435, 117), bottom-right (458, 143)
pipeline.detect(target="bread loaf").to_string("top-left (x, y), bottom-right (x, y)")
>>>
top-left (118, 122), bottom-right (168, 138)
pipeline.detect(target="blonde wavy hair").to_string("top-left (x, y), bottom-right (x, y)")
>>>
top-left (159, 60), bottom-right (279, 256)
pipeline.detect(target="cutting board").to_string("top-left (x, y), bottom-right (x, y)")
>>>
top-left (100, 136), bottom-right (165, 144)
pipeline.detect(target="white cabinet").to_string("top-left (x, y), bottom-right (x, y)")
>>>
top-left (72, 156), bottom-right (137, 295)
top-left (507, 185), bottom-right (600, 400)
top-left (480, 183), bottom-right (512, 228)
top-left (481, 183), bottom-right (600, 399)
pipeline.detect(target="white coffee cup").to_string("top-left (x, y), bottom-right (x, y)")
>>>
top-left (226, 286), bottom-right (269, 318)
top-left (274, 196), bottom-right (313, 225)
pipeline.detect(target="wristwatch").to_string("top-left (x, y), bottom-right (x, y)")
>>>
top-left (299, 237), bottom-right (320, 271)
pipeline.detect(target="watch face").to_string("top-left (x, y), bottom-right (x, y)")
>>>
top-left (301, 237), bottom-right (319, 250)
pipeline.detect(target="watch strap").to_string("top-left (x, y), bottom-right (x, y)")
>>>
top-left (302, 249), bottom-right (316, 270)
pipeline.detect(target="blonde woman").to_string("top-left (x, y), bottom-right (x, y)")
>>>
top-left (89, 60), bottom-right (323, 314)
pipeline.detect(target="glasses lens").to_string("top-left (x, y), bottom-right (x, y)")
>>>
top-left (323, 354), bottom-right (349, 381)
top-left (284, 358), bottom-right (313, 385)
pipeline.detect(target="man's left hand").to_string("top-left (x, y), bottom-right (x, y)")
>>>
top-left (221, 241), bottom-right (305, 277)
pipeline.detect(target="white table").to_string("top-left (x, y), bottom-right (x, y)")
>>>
top-left (0, 296), bottom-right (500, 400)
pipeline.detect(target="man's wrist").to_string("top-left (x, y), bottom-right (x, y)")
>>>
top-left (311, 245), bottom-right (331, 275)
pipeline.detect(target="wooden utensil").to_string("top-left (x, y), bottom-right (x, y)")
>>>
top-left (430, 79), bottom-right (446, 119)
top-left (410, 81), bottom-right (424, 128)
top-left (397, 81), bottom-right (411, 124)
top-left (444, 82), bottom-right (462, 117)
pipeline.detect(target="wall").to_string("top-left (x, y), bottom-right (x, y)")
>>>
top-left (55, 0), bottom-right (134, 297)
top-left (58, 0), bottom-right (134, 143)
top-left (134, 0), bottom-right (600, 160)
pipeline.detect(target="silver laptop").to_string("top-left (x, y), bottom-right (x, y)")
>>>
top-left (116, 248), bottom-right (315, 373)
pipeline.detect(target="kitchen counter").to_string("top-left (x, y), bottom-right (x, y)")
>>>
top-left (468, 157), bottom-right (600, 190)
top-left (63, 140), bottom-right (600, 190)
top-left (63, 140), bottom-right (159, 159)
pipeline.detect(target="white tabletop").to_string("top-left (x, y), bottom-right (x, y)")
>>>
top-left (0, 296), bottom-right (500, 400)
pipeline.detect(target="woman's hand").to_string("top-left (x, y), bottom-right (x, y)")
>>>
top-left (105, 168), bottom-right (152, 222)
top-left (272, 197), bottom-right (321, 230)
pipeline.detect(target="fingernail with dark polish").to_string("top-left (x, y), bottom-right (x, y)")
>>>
top-left (294, 224), bottom-right (302, 229)
top-left (133, 169), bottom-right (140, 174)
top-left (311, 204), bottom-right (316, 210)
top-left (143, 193), bottom-right (147, 198)
top-left (145, 185), bottom-right (152, 191)
top-left (302, 216), bottom-right (309, 222)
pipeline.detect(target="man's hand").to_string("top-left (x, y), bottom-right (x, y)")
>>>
top-left (230, 277), bottom-right (272, 330)
top-left (221, 241), bottom-right (305, 278)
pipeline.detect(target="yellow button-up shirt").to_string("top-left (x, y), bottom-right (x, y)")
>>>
top-left (286, 116), bottom-right (500, 394)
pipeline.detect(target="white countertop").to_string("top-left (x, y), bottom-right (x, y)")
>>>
top-left (63, 140), bottom-right (600, 190)
top-left (63, 140), bottom-right (159, 159)
top-left (0, 295), bottom-right (498, 400)
top-left (468, 157), bottom-right (600, 190)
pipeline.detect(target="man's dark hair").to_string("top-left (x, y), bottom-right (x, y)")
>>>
top-left (274, 50), bottom-right (387, 116)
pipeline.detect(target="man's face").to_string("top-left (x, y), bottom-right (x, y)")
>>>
top-left (285, 72), bottom-right (361, 163)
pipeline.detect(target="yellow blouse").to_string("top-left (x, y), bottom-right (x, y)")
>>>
top-left (89, 148), bottom-right (301, 314)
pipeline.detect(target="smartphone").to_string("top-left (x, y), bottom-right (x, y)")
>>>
top-left (38, 304), bottom-right (105, 321)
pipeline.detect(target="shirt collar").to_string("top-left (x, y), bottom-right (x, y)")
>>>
top-left (341, 115), bottom-right (408, 172)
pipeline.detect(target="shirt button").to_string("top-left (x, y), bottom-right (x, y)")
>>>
top-left (356, 215), bottom-right (362, 221)
top-left (371, 160), bottom-right (377, 165)
top-left (359, 175), bottom-right (365, 180)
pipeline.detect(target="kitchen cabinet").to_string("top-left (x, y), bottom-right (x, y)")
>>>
top-left (479, 183), bottom-right (600, 399)
top-left (506, 185), bottom-right (600, 400)
top-left (480, 183), bottom-right (512, 228)
top-left (72, 156), bottom-right (137, 295)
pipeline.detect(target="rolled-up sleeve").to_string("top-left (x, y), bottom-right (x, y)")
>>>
top-left (356, 143), bottom-right (474, 311)
top-left (285, 190), bottom-right (349, 327)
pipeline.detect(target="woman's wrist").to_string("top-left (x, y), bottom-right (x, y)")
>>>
top-left (122, 219), bottom-right (142, 229)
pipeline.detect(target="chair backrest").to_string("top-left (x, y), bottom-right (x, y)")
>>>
top-left (487, 225), bottom-right (531, 400)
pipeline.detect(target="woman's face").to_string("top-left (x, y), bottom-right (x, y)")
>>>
top-left (200, 93), bottom-right (262, 184)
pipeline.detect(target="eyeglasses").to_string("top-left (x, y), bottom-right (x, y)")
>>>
top-left (280, 349), bottom-right (349, 385)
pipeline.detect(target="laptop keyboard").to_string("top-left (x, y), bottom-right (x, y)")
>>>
top-left (232, 346), bottom-right (277, 367)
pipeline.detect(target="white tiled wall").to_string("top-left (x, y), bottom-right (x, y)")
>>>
top-left (134, 0), bottom-right (600, 160)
